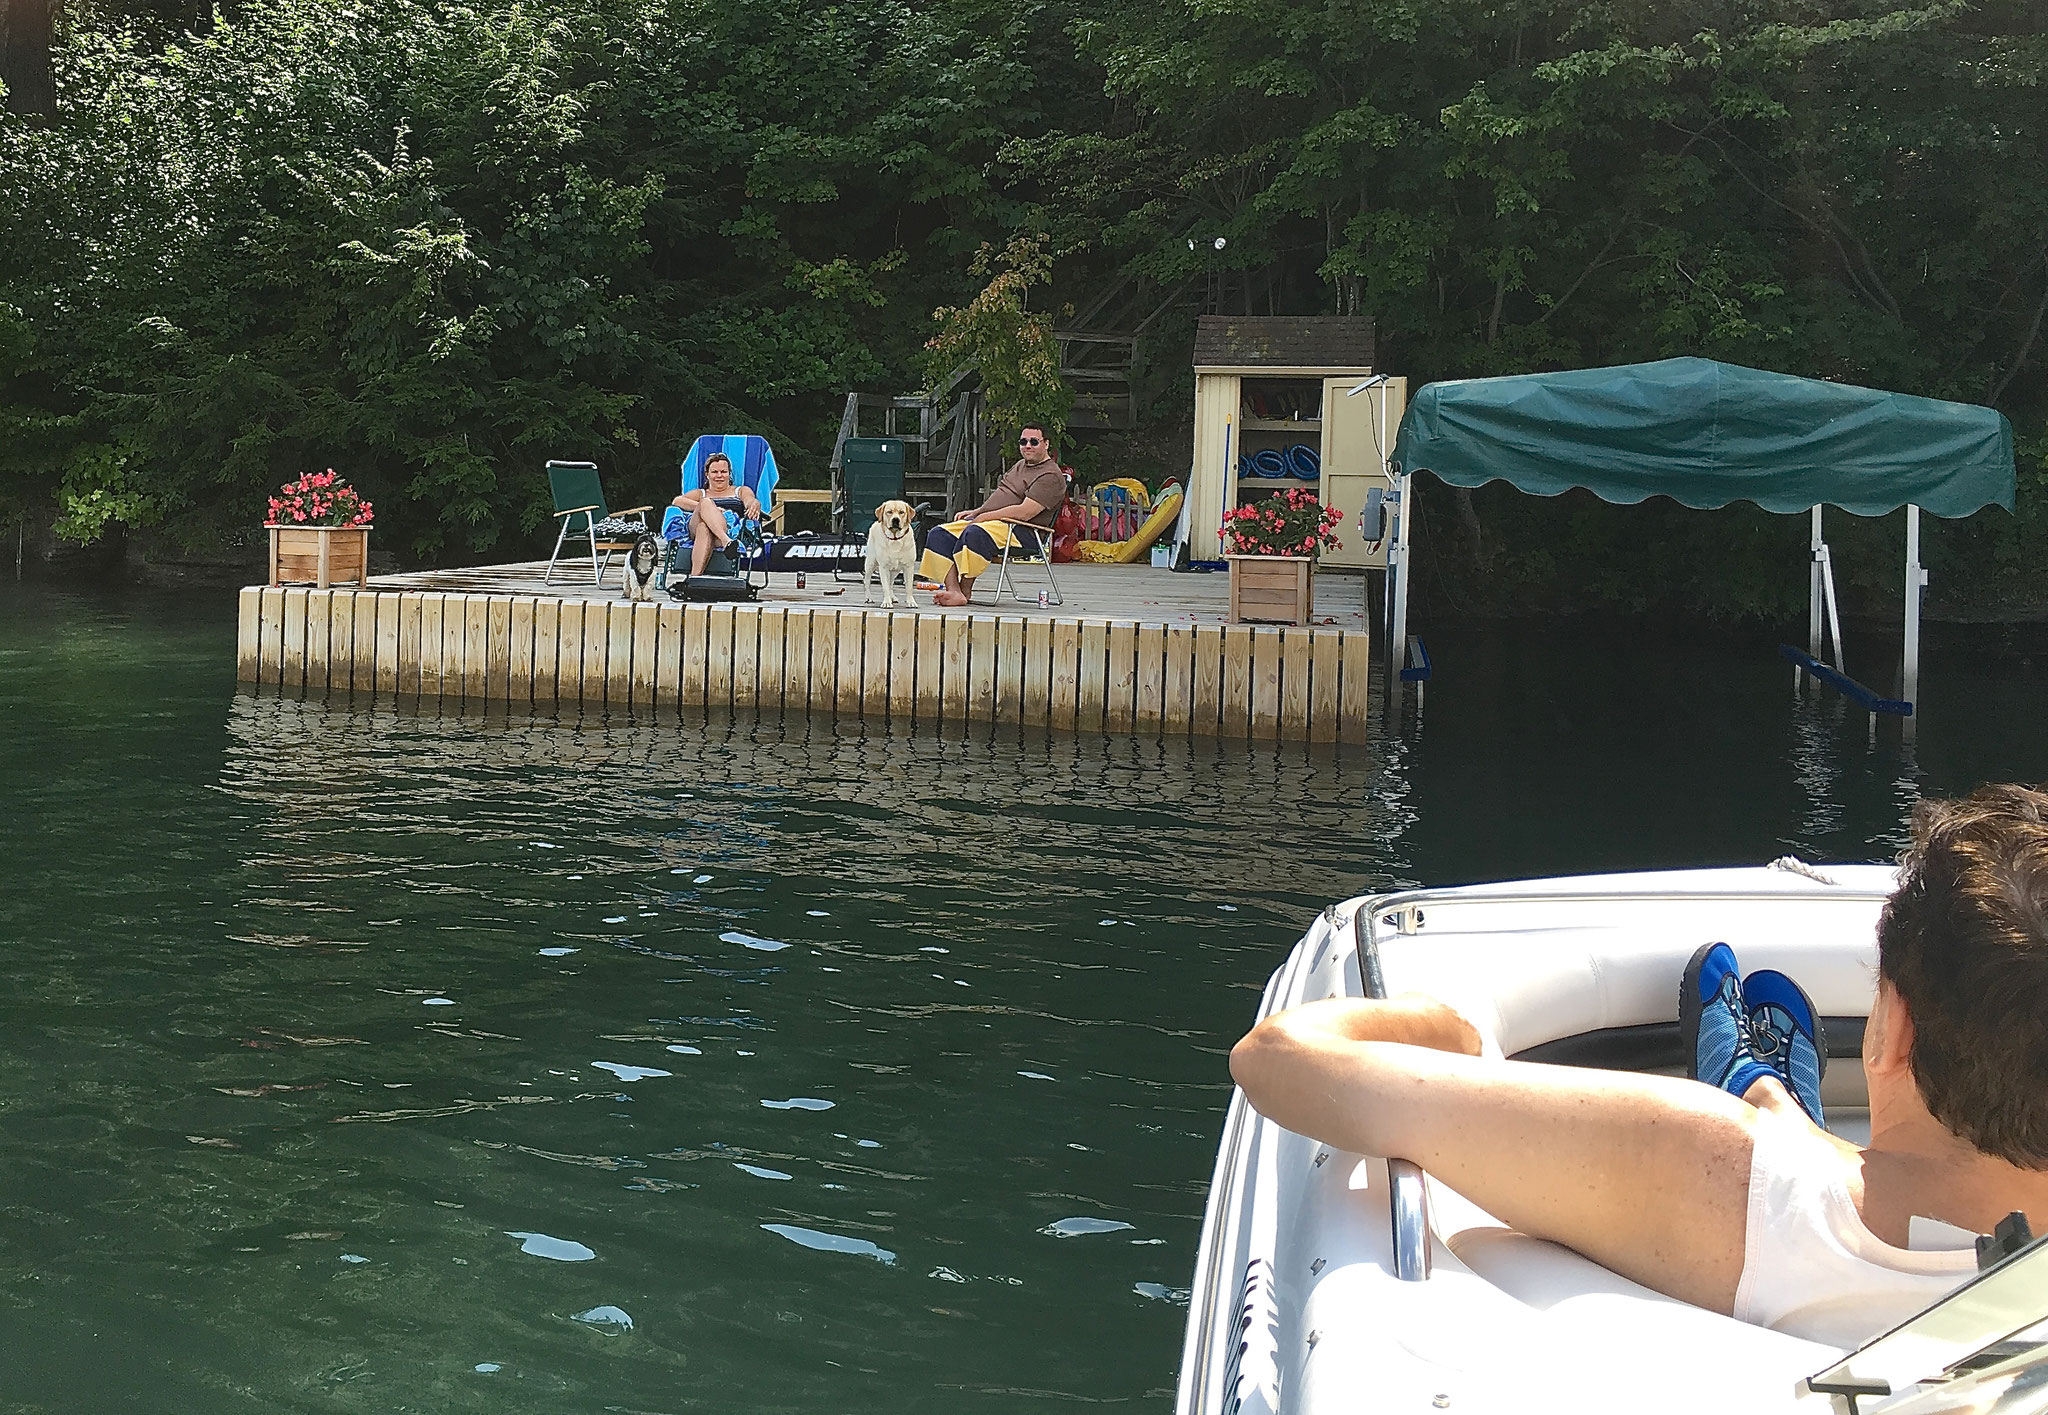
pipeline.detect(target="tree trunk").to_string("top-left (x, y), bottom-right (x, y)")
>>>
top-left (0, 0), bottom-right (58, 118)
top-left (1451, 485), bottom-right (1485, 567)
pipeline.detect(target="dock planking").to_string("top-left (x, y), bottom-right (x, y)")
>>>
top-left (235, 572), bottom-right (1375, 742)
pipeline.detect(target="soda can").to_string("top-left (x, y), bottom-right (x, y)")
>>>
top-left (795, 571), bottom-right (806, 590)
top-left (1037, 589), bottom-right (1049, 608)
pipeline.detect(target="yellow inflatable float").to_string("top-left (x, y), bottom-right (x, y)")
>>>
top-left (1072, 481), bottom-right (1184, 564)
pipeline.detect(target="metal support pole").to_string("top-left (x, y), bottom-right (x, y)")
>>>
top-left (1903, 504), bottom-right (1924, 720)
top-left (1808, 507), bottom-right (1825, 683)
top-left (1387, 473), bottom-right (1413, 689)
top-left (1808, 508), bottom-right (1845, 675)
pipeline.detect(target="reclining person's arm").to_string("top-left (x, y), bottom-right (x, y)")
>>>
top-left (1230, 997), bottom-right (1757, 1313)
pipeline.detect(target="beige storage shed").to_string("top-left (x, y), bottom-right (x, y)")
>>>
top-left (1186, 316), bottom-right (1406, 569)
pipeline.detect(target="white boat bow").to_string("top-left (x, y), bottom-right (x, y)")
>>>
top-left (1176, 864), bottom-right (2048, 1414)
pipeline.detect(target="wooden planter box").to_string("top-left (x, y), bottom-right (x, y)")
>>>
top-left (267, 524), bottom-right (371, 588)
top-left (1227, 553), bottom-right (1314, 625)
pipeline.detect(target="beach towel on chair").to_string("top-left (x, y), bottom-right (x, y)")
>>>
top-left (679, 435), bottom-right (781, 518)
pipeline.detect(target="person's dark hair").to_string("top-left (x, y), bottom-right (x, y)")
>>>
top-left (1018, 423), bottom-right (1050, 444)
top-left (1877, 782), bottom-right (2048, 1166)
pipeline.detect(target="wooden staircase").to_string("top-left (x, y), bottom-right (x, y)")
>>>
top-left (1056, 333), bottom-right (1137, 430)
top-left (828, 374), bottom-right (989, 520)
top-left (826, 268), bottom-right (1189, 517)
top-left (1053, 264), bottom-right (1195, 431)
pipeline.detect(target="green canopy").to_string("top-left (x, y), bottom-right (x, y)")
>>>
top-left (1390, 357), bottom-right (2014, 518)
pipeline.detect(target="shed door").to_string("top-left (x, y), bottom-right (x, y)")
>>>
top-left (1188, 373), bottom-right (1241, 560)
top-left (1318, 376), bottom-right (1404, 570)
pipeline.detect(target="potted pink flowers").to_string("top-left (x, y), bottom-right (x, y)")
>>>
top-left (1221, 487), bottom-right (1342, 624)
top-left (265, 469), bottom-right (375, 588)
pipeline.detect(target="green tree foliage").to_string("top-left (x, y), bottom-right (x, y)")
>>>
top-left (923, 234), bottom-right (1073, 443)
top-left (0, 0), bottom-right (1050, 558)
top-left (2, 0), bottom-right (2044, 621)
top-left (1041, 0), bottom-right (2048, 617)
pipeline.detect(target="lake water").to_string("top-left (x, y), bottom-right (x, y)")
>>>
top-left (1, 582), bottom-right (2042, 1412)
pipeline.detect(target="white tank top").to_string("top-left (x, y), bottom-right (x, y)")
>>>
top-left (1733, 1107), bottom-right (1977, 1349)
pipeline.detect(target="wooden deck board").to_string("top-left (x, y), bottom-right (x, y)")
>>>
top-left (236, 589), bottom-right (262, 682)
top-left (549, 601), bottom-right (576, 702)
top-left (581, 602), bottom-right (610, 704)
top-left (1163, 626), bottom-right (1195, 735)
top-left (281, 588), bottom-right (307, 689)
top-left (966, 617), bottom-right (997, 722)
top-left (1191, 624), bottom-right (1223, 736)
top-left (1134, 624), bottom-right (1165, 732)
top-left (730, 604), bottom-right (759, 711)
top-left (487, 596), bottom-right (513, 702)
top-left (1339, 630), bottom-right (1373, 745)
top-left (1104, 623), bottom-right (1137, 732)
top-left (861, 611), bottom-right (889, 718)
top-left (837, 611), bottom-right (865, 716)
top-left (1021, 619), bottom-right (1051, 728)
top-left (809, 610), bottom-right (839, 715)
top-left (630, 602), bottom-right (658, 706)
top-left (757, 606), bottom-right (786, 711)
top-left (532, 598), bottom-right (560, 701)
top-left (1076, 622), bottom-right (1108, 734)
top-left (915, 614), bottom-right (944, 723)
top-left (1050, 619), bottom-right (1080, 732)
top-left (469, 595), bottom-right (493, 700)
top-left (706, 604), bottom-right (736, 709)
top-left (372, 594), bottom-right (399, 694)
top-left (940, 616), bottom-right (970, 721)
top-left (396, 593), bottom-right (424, 696)
top-left (995, 616), bottom-right (1025, 728)
top-left (362, 558), bottom-right (1368, 632)
top-left (416, 592), bottom-right (442, 698)
top-left (888, 613), bottom-right (917, 720)
top-left (1308, 629), bottom-right (1342, 744)
top-left (1250, 627), bottom-right (1282, 741)
top-left (305, 589), bottom-right (333, 693)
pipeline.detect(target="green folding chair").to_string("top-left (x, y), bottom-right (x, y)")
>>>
top-left (545, 460), bottom-right (654, 585)
top-left (836, 437), bottom-right (907, 531)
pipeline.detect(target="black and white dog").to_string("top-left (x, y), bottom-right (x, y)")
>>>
top-left (621, 530), bottom-right (663, 602)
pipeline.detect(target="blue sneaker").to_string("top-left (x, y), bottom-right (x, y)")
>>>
top-left (1743, 969), bottom-right (1827, 1126)
top-left (1680, 943), bottom-right (1775, 1099)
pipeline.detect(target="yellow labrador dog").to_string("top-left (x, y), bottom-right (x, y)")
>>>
top-left (863, 499), bottom-right (920, 607)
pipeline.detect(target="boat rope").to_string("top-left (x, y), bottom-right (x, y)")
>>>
top-left (1768, 855), bottom-right (1841, 886)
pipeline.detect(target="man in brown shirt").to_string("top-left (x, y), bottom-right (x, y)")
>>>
top-left (920, 424), bottom-right (1068, 606)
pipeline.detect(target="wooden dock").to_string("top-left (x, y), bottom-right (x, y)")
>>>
top-left (234, 561), bottom-right (1375, 742)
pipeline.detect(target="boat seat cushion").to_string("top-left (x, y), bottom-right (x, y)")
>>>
top-left (1382, 910), bottom-right (1883, 1058)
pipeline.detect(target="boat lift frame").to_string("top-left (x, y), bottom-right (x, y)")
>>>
top-left (1372, 357), bottom-right (2014, 733)
top-left (1372, 486), bottom-right (1935, 730)
top-left (1789, 503), bottom-right (1927, 733)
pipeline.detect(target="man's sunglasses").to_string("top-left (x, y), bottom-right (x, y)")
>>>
top-left (1019, 436), bottom-right (1043, 446)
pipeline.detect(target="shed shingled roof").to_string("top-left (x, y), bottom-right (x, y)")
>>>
top-left (1193, 315), bottom-right (1375, 369)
